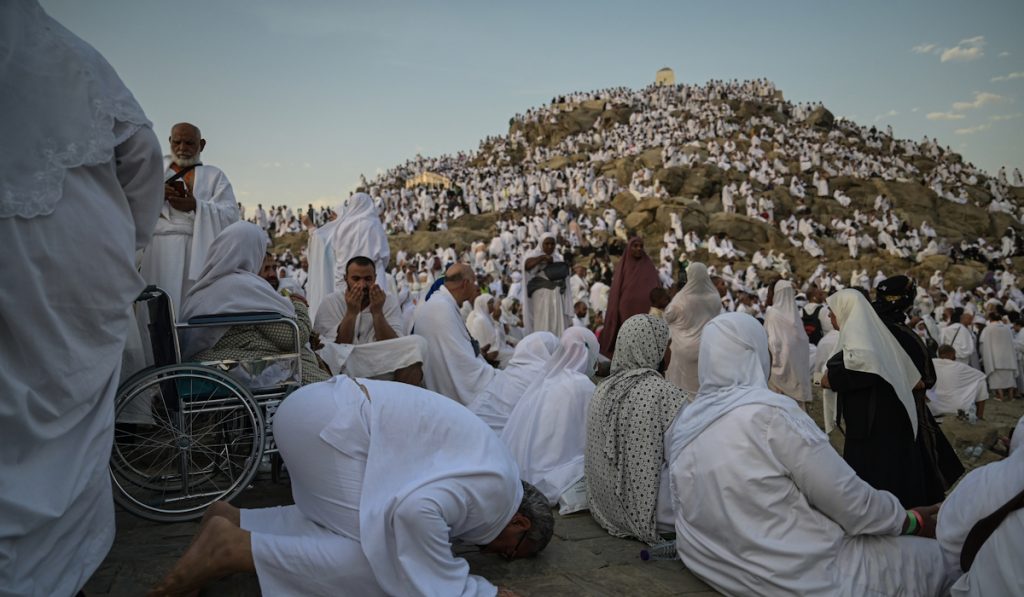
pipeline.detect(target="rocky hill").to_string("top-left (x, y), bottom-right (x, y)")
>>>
top-left (277, 81), bottom-right (1024, 289)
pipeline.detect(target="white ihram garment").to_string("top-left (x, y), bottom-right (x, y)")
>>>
top-left (242, 377), bottom-right (521, 597)
top-left (979, 322), bottom-right (1018, 389)
top-left (0, 4), bottom-right (163, 593)
top-left (140, 160), bottom-right (238, 314)
top-left (501, 328), bottom-right (599, 505)
top-left (937, 416), bottom-right (1024, 597)
top-left (413, 286), bottom-right (504, 405)
top-left (928, 358), bottom-right (988, 416)
top-left (666, 314), bottom-right (953, 597)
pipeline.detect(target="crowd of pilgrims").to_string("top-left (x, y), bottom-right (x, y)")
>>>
top-left (248, 79), bottom-right (1024, 328)
top-left (15, 4), bottom-right (1024, 594)
top-left (201, 78), bottom-right (1024, 595)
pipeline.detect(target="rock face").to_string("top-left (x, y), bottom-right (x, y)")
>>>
top-left (284, 85), bottom-right (1021, 291)
top-left (804, 106), bottom-right (835, 129)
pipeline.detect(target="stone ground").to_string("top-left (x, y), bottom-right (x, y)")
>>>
top-left (84, 480), bottom-right (716, 596)
top-left (86, 394), bottom-right (1023, 596)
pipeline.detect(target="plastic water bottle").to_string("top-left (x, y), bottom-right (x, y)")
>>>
top-left (640, 540), bottom-right (678, 561)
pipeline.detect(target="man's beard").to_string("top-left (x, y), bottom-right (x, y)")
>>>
top-left (172, 152), bottom-right (201, 167)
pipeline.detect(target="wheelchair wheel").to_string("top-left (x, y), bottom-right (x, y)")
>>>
top-left (110, 364), bottom-right (265, 522)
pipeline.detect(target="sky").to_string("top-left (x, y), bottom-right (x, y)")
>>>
top-left (41, 0), bottom-right (1024, 213)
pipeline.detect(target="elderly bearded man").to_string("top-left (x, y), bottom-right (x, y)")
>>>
top-left (151, 376), bottom-right (554, 596)
top-left (140, 122), bottom-right (239, 314)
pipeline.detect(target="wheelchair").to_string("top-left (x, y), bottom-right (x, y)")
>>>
top-left (110, 286), bottom-right (301, 523)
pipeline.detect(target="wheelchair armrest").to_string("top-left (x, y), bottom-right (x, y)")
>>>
top-left (185, 312), bottom-right (288, 326)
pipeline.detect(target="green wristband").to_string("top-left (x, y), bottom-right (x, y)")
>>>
top-left (905, 511), bottom-right (918, 535)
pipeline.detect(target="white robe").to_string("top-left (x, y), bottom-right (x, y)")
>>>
top-left (500, 329), bottom-right (597, 505)
top-left (1, 125), bottom-right (164, 595)
top-left (413, 286), bottom-right (504, 405)
top-left (521, 247), bottom-right (572, 335)
top-left (242, 376), bottom-right (521, 597)
top-left (467, 332), bottom-right (559, 435)
top-left (140, 160), bottom-right (239, 314)
top-left (764, 283), bottom-right (812, 402)
top-left (666, 314), bottom-right (953, 597)
top-left (937, 424), bottom-right (1024, 596)
top-left (941, 323), bottom-right (980, 368)
top-left (979, 322), bottom-right (1018, 389)
top-left (928, 358), bottom-right (988, 416)
top-left (664, 264), bottom-right (721, 393)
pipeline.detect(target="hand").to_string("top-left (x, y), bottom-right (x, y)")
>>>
top-left (910, 503), bottom-right (941, 538)
top-left (344, 285), bottom-right (365, 311)
top-left (164, 183), bottom-right (196, 212)
top-left (368, 284), bottom-right (386, 313)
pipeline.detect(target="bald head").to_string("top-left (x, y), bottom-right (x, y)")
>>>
top-left (444, 263), bottom-right (478, 305)
top-left (169, 123), bottom-right (205, 167)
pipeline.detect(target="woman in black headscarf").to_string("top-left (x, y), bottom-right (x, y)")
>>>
top-left (872, 275), bottom-right (964, 504)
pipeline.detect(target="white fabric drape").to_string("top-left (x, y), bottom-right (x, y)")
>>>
top-left (322, 192), bottom-right (389, 289)
top-left (827, 289), bottom-right (921, 436)
top-left (501, 327), bottom-right (599, 504)
top-left (467, 332), bottom-right (559, 434)
top-left (179, 222), bottom-right (294, 358)
top-left (937, 417), bottom-right (1024, 596)
top-left (764, 280), bottom-right (812, 402)
top-left (521, 233), bottom-right (571, 334)
top-left (413, 286), bottom-right (502, 405)
top-left (664, 262), bottom-right (721, 392)
top-left (928, 358), bottom-right (988, 416)
top-left (0, 6), bottom-right (163, 592)
top-left (666, 313), bottom-right (952, 597)
top-left (0, 0), bottom-right (151, 219)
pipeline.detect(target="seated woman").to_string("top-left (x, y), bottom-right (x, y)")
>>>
top-left (667, 313), bottom-right (955, 596)
top-left (467, 331), bottom-right (559, 435)
top-left (586, 314), bottom-right (689, 546)
top-left (180, 221), bottom-right (330, 385)
top-left (501, 327), bottom-right (599, 506)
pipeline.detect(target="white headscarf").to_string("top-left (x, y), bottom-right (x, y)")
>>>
top-left (667, 313), bottom-right (805, 459)
top-left (466, 294), bottom-right (498, 348)
top-left (180, 221), bottom-right (294, 358)
top-left (764, 280), bottom-right (812, 402)
top-left (324, 192), bottom-right (390, 283)
top-left (1, 0), bottom-right (150, 219)
top-left (665, 262), bottom-right (722, 392)
top-left (827, 289), bottom-right (921, 436)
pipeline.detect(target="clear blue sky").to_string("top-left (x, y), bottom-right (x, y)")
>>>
top-left (42, 0), bottom-right (1023, 212)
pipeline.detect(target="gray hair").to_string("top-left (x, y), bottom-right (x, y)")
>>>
top-left (518, 481), bottom-right (554, 555)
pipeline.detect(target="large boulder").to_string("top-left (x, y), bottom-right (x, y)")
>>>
top-left (637, 147), bottom-right (663, 170)
top-left (945, 263), bottom-right (986, 289)
top-left (654, 167), bottom-right (687, 196)
top-left (635, 197), bottom-right (664, 212)
top-left (611, 191), bottom-right (637, 215)
top-left (625, 210), bottom-right (654, 230)
top-left (804, 106), bottom-right (835, 129)
top-left (656, 202), bottom-right (709, 236)
top-left (936, 200), bottom-right (992, 241)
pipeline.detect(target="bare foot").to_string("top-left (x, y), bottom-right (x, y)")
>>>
top-left (148, 516), bottom-right (253, 596)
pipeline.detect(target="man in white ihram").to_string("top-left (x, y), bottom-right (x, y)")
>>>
top-left (0, 2), bottom-right (164, 594)
top-left (150, 376), bottom-right (554, 596)
top-left (140, 122), bottom-right (239, 313)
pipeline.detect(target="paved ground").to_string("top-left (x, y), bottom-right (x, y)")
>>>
top-left (86, 396), bottom-right (1022, 596)
top-left (85, 480), bottom-right (716, 596)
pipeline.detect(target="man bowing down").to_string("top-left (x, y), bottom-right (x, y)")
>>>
top-left (151, 376), bottom-right (554, 596)
top-left (140, 122), bottom-right (238, 313)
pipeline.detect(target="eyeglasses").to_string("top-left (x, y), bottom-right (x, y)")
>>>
top-left (503, 529), bottom-right (530, 561)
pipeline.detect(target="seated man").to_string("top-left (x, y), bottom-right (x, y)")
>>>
top-left (150, 376), bottom-right (554, 596)
top-left (936, 416), bottom-right (1024, 596)
top-left (929, 344), bottom-right (989, 420)
top-left (668, 313), bottom-right (955, 596)
top-left (314, 255), bottom-right (426, 384)
top-left (179, 222), bottom-right (330, 385)
top-left (413, 263), bottom-right (506, 405)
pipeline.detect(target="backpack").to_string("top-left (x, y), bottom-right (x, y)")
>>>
top-left (802, 305), bottom-right (824, 345)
